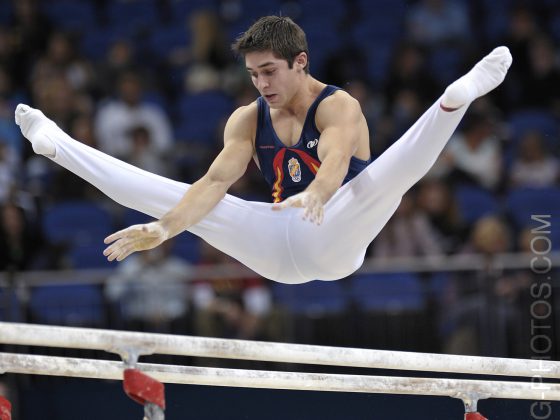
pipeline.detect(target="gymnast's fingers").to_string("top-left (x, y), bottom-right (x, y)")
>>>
top-left (272, 195), bottom-right (299, 211)
top-left (104, 225), bottom-right (139, 244)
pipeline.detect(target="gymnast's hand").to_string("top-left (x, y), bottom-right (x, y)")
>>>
top-left (103, 222), bottom-right (169, 261)
top-left (271, 191), bottom-right (324, 225)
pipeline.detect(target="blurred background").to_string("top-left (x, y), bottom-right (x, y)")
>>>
top-left (0, 0), bottom-right (559, 418)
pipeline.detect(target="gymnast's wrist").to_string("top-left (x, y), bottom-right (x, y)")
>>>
top-left (305, 182), bottom-right (332, 205)
top-left (154, 219), bottom-right (174, 240)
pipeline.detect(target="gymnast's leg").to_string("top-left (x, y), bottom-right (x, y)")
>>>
top-left (292, 47), bottom-right (513, 280)
top-left (14, 106), bottom-right (301, 282)
top-left (360, 46), bottom-right (512, 200)
top-left (16, 104), bottom-right (190, 219)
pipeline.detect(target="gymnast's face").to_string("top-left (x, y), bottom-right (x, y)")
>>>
top-left (245, 50), bottom-right (305, 109)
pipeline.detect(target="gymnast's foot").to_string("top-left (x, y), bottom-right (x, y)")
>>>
top-left (15, 104), bottom-right (57, 158)
top-left (441, 46), bottom-right (512, 110)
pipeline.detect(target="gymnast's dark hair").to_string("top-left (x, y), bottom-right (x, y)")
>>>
top-left (232, 16), bottom-right (310, 73)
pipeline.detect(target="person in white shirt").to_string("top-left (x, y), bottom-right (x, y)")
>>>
top-left (94, 70), bottom-right (173, 159)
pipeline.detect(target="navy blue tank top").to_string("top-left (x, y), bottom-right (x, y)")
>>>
top-left (255, 85), bottom-right (371, 202)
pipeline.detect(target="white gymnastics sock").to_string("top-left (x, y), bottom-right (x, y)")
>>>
top-left (15, 104), bottom-right (57, 158)
top-left (441, 46), bottom-right (513, 110)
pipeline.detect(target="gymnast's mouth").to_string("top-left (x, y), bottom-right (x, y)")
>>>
top-left (264, 94), bottom-right (277, 101)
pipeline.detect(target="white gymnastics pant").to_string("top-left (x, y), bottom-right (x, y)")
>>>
top-left (45, 97), bottom-right (467, 284)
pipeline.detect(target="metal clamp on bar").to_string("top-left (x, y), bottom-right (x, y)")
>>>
top-left (123, 368), bottom-right (165, 419)
top-left (0, 396), bottom-right (11, 420)
top-left (463, 397), bottom-right (488, 420)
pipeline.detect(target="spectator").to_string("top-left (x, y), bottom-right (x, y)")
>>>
top-left (509, 130), bottom-right (560, 188)
top-left (0, 28), bottom-right (17, 79)
top-left (371, 193), bottom-right (444, 258)
top-left (127, 125), bottom-right (170, 176)
top-left (170, 10), bottom-right (232, 70)
top-left (70, 113), bottom-right (98, 149)
top-left (323, 46), bottom-right (369, 88)
top-left (192, 243), bottom-right (272, 341)
top-left (105, 242), bottom-right (192, 333)
top-left (501, 6), bottom-right (540, 78)
top-left (9, 0), bottom-right (53, 89)
top-left (388, 88), bottom-right (425, 143)
top-left (189, 10), bottom-right (232, 70)
top-left (96, 39), bottom-right (137, 98)
top-left (406, 0), bottom-right (470, 47)
top-left (384, 42), bottom-right (440, 111)
top-left (31, 74), bottom-right (91, 130)
top-left (168, 10), bottom-right (234, 96)
top-left (0, 202), bottom-right (42, 271)
top-left (498, 6), bottom-right (542, 110)
top-left (416, 179), bottom-right (469, 254)
top-left (94, 70), bottom-right (173, 158)
top-left (438, 112), bottom-right (503, 190)
top-left (0, 142), bottom-right (18, 203)
top-left (461, 216), bottom-right (512, 257)
top-left (0, 67), bottom-right (21, 187)
top-left (46, 113), bottom-right (103, 202)
top-left (345, 79), bottom-right (380, 153)
top-left (518, 35), bottom-right (560, 112)
top-left (442, 216), bottom-right (520, 356)
top-left (32, 32), bottom-right (95, 94)
top-left (0, 68), bottom-right (24, 158)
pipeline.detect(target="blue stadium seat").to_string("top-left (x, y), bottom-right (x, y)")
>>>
top-left (170, 232), bottom-right (202, 264)
top-left (107, 0), bottom-right (159, 34)
top-left (43, 201), bottom-right (113, 246)
top-left (480, 0), bottom-right (510, 42)
top-left (298, 0), bottom-right (345, 21)
top-left (236, 0), bottom-right (283, 21)
top-left (356, 0), bottom-right (406, 18)
top-left (504, 110), bottom-right (559, 168)
top-left (121, 208), bottom-right (153, 228)
top-left (506, 187), bottom-right (560, 250)
top-left (175, 91), bottom-right (233, 144)
top-left (80, 26), bottom-right (131, 60)
top-left (349, 272), bottom-right (425, 312)
top-left (169, 0), bottom-right (219, 24)
top-left (506, 187), bottom-right (560, 226)
top-left (506, 188), bottom-right (560, 248)
top-left (29, 284), bottom-right (105, 326)
top-left (349, 23), bottom-right (399, 84)
top-left (428, 272), bottom-right (453, 303)
top-left (42, 0), bottom-right (97, 30)
top-left (272, 280), bottom-right (347, 315)
top-left (143, 91), bottom-right (170, 115)
top-left (355, 0), bottom-right (406, 48)
top-left (551, 12), bottom-right (560, 42)
top-left (0, 2), bottom-right (13, 24)
top-left (69, 243), bottom-right (113, 269)
top-left (454, 185), bottom-right (501, 224)
top-left (507, 110), bottom-right (559, 145)
top-left (300, 19), bottom-right (343, 77)
top-left (428, 47), bottom-right (464, 85)
top-left (148, 25), bottom-right (190, 59)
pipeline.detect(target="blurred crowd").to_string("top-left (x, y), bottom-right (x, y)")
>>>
top-left (0, 0), bottom-right (559, 356)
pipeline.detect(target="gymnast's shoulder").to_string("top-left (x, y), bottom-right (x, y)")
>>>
top-left (224, 100), bottom-right (258, 140)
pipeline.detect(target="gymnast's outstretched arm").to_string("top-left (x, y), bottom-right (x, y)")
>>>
top-left (103, 104), bottom-right (257, 261)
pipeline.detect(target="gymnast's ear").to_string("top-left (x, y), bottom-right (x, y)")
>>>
top-left (293, 52), bottom-right (308, 72)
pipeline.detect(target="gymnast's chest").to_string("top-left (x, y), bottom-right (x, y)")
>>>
top-left (270, 114), bottom-right (308, 148)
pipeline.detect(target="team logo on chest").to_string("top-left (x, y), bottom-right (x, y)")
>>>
top-left (288, 157), bottom-right (302, 182)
